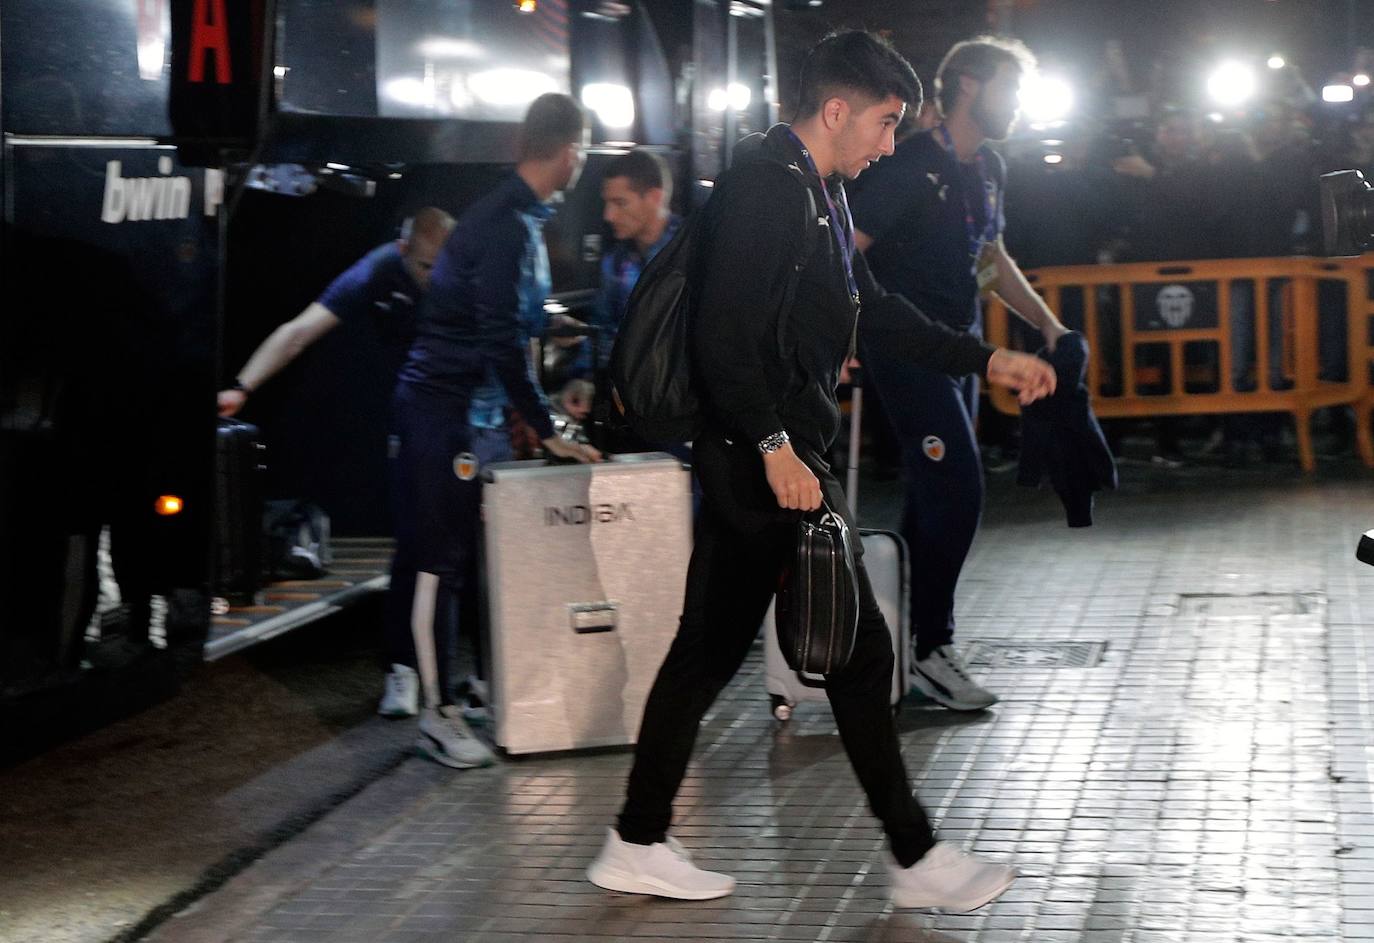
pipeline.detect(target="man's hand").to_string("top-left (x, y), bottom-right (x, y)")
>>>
top-left (217, 389), bottom-right (247, 418)
top-left (542, 437), bottom-right (603, 463)
top-left (987, 349), bottom-right (1057, 405)
top-left (548, 313), bottom-right (588, 349)
top-left (763, 442), bottom-right (822, 511)
top-left (1041, 322), bottom-right (1070, 353)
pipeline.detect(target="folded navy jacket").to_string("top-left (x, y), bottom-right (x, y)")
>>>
top-left (1016, 331), bottom-right (1118, 527)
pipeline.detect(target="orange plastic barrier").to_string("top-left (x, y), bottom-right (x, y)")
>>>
top-left (984, 257), bottom-right (1371, 472)
top-left (1353, 260), bottom-right (1374, 469)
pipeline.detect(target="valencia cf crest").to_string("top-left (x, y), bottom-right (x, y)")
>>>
top-left (921, 436), bottom-right (946, 462)
top-left (453, 452), bottom-right (480, 481)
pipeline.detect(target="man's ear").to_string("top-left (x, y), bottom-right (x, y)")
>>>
top-left (646, 186), bottom-right (666, 213)
top-left (822, 95), bottom-right (849, 130)
top-left (958, 74), bottom-right (980, 106)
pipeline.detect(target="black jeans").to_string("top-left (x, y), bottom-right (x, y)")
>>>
top-left (616, 433), bottom-right (937, 868)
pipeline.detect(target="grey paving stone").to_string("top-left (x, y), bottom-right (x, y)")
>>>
top-left (148, 472), bottom-right (1374, 942)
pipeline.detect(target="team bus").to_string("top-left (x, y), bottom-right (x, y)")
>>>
top-left (0, 0), bottom-right (780, 731)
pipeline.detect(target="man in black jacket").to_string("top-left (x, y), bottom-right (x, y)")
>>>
top-left (587, 31), bottom-right (1054, 913)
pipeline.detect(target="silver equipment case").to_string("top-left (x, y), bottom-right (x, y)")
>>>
top-left (482, 453), bottom-right (691, 754)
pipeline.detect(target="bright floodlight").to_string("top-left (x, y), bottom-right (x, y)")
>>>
top-left (418, 37), bottom-right (484, 59)
top-left (384, 76), bottom-right (437, 108)
top-left (1357, 74), bottom-right (1372, 87)
top-left (581, 83), bottom-right (636, 129)
top-left (1019, 74), bottom-right (1074, 124)
top-left (1267, 55), bottom-right (1285, 70)
top-left (1207, 61), bottom-right (1256, 107)
top-left (1324, 84), bottom-right (1356, 103)
top-left (467, 68), bottom-right (559, 107)
top-left (137, 36), bottom-right (165, 80)
top-left (707, 83), bottom-right (752, 112)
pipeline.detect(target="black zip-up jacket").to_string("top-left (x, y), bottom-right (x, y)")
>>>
top-left (1017, 331), bottom-right (1117, 527)
top-left (692, 124), bottom-right (996, 458)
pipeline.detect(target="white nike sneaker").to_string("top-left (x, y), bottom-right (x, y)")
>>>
top-left (377, 663), bottom-right (419, 717)
top-left (417, 705), bottom-right (495, 769)
top-left (587, 828), bottom-right (735, 900)
top-left (889, 842), bottom-right (1017, 912)
top-left (910, 645), bottom-right (998, 711)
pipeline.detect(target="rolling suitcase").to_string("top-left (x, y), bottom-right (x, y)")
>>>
top-left (213, 418), bottom-right (266, 605)
top-left (764, 368), bottom-right (911, 720)
top-left (482, 452), bottom-right (691, 754)
top-left (764, 529), bottom-right (909, 719)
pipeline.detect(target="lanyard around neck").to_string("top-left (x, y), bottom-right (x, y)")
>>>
top-left (787, 129), bottom-right (859, 303)
top-left (934, 124), bottom-right (999, 263)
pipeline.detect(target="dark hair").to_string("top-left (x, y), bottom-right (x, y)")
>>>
top-left (602, 149), bottom-right (672, 202)
top-left (795, 30), bottom-right (921, 120)
top-left (935, 36), bottom-right (1036, 116)
top-left (517, 93), bottom-right (585, 161)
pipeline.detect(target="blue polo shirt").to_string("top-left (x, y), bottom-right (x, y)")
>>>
top-left (848, 129), bottom-right (1006, 333)
top-left (316, 242), bottom-right (421, 350)
top-left (398, 174), bottom-right (554, 441)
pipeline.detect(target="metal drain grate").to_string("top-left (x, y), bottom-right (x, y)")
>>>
top-left (1176, 593), bottom-right (1322, 618)
top-left (963, 641), bottom-right (1106, 669)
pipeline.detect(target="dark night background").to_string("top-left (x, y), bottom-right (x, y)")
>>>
top-left (230, 0), bottom-right (1374, 535)
top-left (775, 0), bottom-right (1374, 115)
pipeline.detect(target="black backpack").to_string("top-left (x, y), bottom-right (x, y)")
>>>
top-left (608, 162), bottom-right (818, 444)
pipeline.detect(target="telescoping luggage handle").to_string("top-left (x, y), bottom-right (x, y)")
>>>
top-left (845, 364), bottom-right (863, 519)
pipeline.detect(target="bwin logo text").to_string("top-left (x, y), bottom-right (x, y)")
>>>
top-left (102, 157), bottom-right (193, 224)
top-left (544, 504), bottom-right (635, 526)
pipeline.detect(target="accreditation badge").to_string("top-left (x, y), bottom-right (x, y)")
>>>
top-left (975, 241), bottom-right (1000, 298)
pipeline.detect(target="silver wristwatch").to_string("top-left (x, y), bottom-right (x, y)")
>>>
top-left (758, 431), bottom-right (790, 454)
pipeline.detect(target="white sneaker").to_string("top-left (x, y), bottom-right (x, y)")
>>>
top-left (911, 645), bottom-right (998, 711)
top-left (417, 705), bottom-right (495, 769)
top-left (889, 842), bottom-right (1017, 912)
top-left (377, 664), bottom-right (419, 717)
top-left (464, 675), bottom-right (489, 703)
top-left (460, 675), bottom-right (491, 724)
top-left (587, 828), bottom-right (735, 900)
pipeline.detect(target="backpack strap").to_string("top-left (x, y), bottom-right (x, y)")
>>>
top-left (776, 163), bottom-right (819, 355)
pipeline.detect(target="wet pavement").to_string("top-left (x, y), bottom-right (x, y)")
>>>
top-left (121, 461), bottom-right (1374, 942)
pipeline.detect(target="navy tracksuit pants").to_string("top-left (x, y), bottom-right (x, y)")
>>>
top-left (860, 347), bottom-right (984, 661)
top-left (383, 383), bottom-right (510, 704)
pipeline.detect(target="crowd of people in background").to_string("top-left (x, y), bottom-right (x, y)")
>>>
top-left (982, 51), bottom-right (1374, 467)
top-left (1002, 98), bottom-right (1351, 269)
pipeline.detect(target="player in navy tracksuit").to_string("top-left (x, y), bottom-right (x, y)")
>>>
top-left (217, 209), bottom-right (453, 418)
top-left (390, 94), bottom-right (600, 769)
top-left (850, 38), bottom-right (1072, 711)
top-left (215, 209), bottom-right (459, 721)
